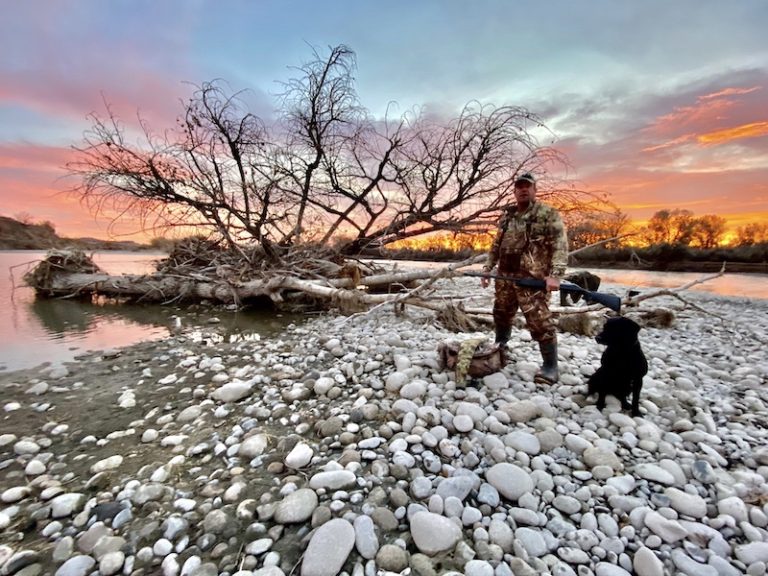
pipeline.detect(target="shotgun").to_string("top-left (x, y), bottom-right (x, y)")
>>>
top-left (464, 271), bottom-right (622, 313)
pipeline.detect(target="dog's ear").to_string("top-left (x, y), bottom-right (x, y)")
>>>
top-left (615, 317), bottom-right (641, 343)
top-left (619, 316), bottom-right (641, 336)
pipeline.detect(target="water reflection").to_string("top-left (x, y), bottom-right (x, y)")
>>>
top-left (3, 250), bottom-right (766, 372)
top-left (29, 298), bottom-right (164, 335)
top-left (0, 251), bottom-right (303, 372)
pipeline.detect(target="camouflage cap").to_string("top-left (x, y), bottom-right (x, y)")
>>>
top-left (515, 173), bottom-right (536, 185)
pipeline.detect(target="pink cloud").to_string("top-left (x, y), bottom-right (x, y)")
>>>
top-left (0, 67), bottom-right (190, 132)
top-left (0, 142), bottom-right (148, 239)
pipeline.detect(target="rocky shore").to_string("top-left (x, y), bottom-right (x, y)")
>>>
top-left (1, 276), bottom-right (767, 576)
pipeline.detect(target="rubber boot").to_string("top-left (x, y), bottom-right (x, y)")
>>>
top-left (495, 325), bottom-right (511, 346)
top-left (535, 340), bottom-right (559, 384)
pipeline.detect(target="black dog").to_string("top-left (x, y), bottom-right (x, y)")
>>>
top-left (560, 271), bottom-right (601, 306)
top-left (587, 316), bottom-right (648, 416)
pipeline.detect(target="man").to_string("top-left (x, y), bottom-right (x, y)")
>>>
top-left (480, 172), bottom-right (568, 383)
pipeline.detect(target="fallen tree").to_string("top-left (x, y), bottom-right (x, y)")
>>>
top-left (23, 245), bottom-right (727, 337)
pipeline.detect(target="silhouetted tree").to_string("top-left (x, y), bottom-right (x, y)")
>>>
top-left (566, 208), bottom-right (629, 250)
top-left (735, 222), bottom-right (768, 245)
top-left (691, 214), bottom-right (727, 248)
top-left (70, 44), bottom-right (593, 258)
top-left (642, 209), bottom-right (697, 246)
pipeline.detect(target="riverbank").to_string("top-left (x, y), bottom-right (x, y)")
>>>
top-left (572, 260), bottom-right (768, 275)
top-left (1, 277), bottom-right (768, 576)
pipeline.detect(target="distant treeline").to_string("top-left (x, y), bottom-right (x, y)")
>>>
top-left (378, 242), bottom-right (768, 274)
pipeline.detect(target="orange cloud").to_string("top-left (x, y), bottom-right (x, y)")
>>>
top-left (643, 86), bottom-right (763, 144)
top-left (642, 134), bottom-right (695, 153)
top-left (697, 121), bottom-right (768, 145)
top-left (646, 98), bottom-right (734, 136)
top-left (699, 86), bottom-right (761, 100)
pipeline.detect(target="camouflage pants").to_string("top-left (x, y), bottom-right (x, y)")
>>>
top-left (493, 279), bottom-right (556, 343)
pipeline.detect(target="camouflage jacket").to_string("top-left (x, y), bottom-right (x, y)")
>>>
top-left (484, 201), bottom-right (568, 278)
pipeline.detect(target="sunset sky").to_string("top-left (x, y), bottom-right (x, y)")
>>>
top-left (1, 0), bottom-right (766, 240)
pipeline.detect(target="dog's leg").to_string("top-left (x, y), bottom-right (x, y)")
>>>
top-left (631, 378), bottom-right (642, 417)
top-left (620, 395), bottom-right (632, 411)
top-left (596, 391), bottom-right (606, 411)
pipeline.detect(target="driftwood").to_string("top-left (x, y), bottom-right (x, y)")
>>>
top-left (23, 249), bottom-right (727, 333)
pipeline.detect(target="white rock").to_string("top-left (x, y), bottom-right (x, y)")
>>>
top-left (285, 443), bottom-right (313, 469)
top-left (99, 551), bottom-right (125, 576)
top-left (504, 431), bottom-right (540, 455)
top-left (25, 459), bottom-right (46, 475)
top-left (486, 463), bottom-right (533, 501)
top-left (0, 433), bottom-right (18, 446)
top-left (313, 377), bottom-right (335, 395)
top-left (565, 433), bottom-right (592, 453)
top-left (410, 512), bottom-right (462, 555)
top-left (643, 511), bottom-right (688, 543)
top-left (735, 542), bottom-right (768, 564)
top-left (483, 372), bottom-right (508, 390)
top-left (488, 519), bottom-right (514, 552)
top-left (90, 455), bottom-right (123, 474)
top-left (634, 463), bottom-right (675, 485)
top-left (505, 400), bottom-right (540, 423)
top-left (665, 488), bottom-right (707, 518)
top-left (392, 450), bottom-right (415, 468)
top-left (161, 554), bottom-right (179, 576)
top-left (393, 354), bottom-right (411, 371)
top-left (436, 476), bottom-right (474, 501)
top-left (606, 475), bottom-right (636, 494)
top-left (514, 527), bottom-right (548, 557)
top-left (142, 429), bottom-right (159, 442)
top-left (55, 555), bottom-right (96, 576)
top-left (583, 447), bottom-right (622, 470)
top-left (553, 495), bottom-right (581, 515)
top-left (252, 567), bottom-right (285, 576)
top-left (239, 434), bottom-right (268, 458)
top-left (245, 538), bottom-right (273, 555)
top-left (608, 412), bottom-right (636, 428)
top-left (300, 519), bottom-right (355, 576)
top-left (309, 470), bottom-right (356, 490)
top-left (51, 493), bottom-right (86, 518)
top-left (160, 435), bottom-right (187, 447)
top-left (633, 546), bottom-right (664, 576)
top-left (453, 414), bottom-right (474, 432)
top-left (353, 514), bottom-right (378, 560)
top-left (177, 405), bottom-right (203, 422)
top-left (594, 563), bottom-right (632, 576)
top-left (211, 381), bottom-right (253, 403)
top-left (274, 489), bottom-right (318, 524)
top-left (385, 372), bottom-right (409, 392)
top-left (557, 547), bottom-right (590, 564)
top-left (670, 549), bottom-right (717, 576)
top-left (400, 380), bottom-right (427, 399)
top-left (718, 496), bottom-right (748, 522)
top-left (25, 382), bottom-right (49, 395)
top-left (153, 538), bottom-right (173, 557)
top-left (464, 559), bottom-right (494, 576)
top-left (1, 486), bottom-right (30, 503)
top-left (13, 440), bottom-right (40, 455)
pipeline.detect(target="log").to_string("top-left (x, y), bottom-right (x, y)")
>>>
top-left (24, 250), bottom-right (727, 333)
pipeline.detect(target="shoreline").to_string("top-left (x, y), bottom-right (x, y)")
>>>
top-left (376, 256), bottom-right (768, 276)
top-left (1, 279), bottom-right (768, 576)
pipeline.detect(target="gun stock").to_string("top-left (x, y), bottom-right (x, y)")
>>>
top-left (464, 271), bottom-right (622, 313)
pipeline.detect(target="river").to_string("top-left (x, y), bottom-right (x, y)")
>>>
top-left (0, 251), bottom-right (301, 372)
top-left (2, 251), bottom-right (766, 372)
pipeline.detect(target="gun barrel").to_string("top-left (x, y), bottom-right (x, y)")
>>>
top-left (464, 271), bottom-right (621, 312)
